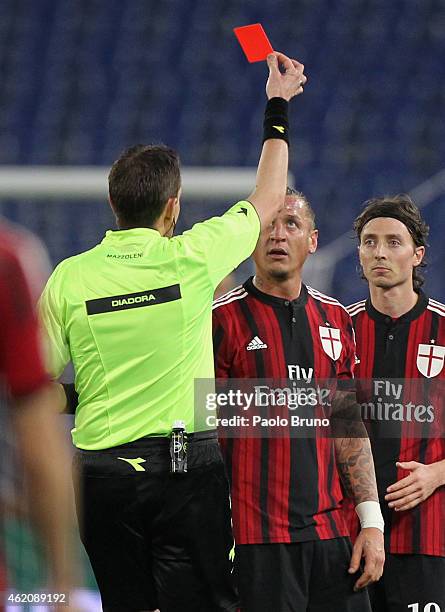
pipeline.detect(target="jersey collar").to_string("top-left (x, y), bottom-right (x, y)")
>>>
top-left (365, 289), bottom-right (428, 324)
top-left (244, 276), bottom-right (308, 308)
top-left (102, 227), bottom-right (162, 243)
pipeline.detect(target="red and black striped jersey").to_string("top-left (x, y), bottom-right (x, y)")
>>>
top-left (346, 291), bottom-right (445, 557)
top-left (212, 277), bottom-right (356, 545)
top-left (0, 221), bottom-right (49, 398)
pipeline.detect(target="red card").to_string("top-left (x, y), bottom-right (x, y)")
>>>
top-left (233, 23), bottom-right (274, 63)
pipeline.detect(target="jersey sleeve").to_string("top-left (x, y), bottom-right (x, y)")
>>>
top-left (212, 306), bottom-right (235, 378)
top-left (0, 250), bottom-right (48, 397)
top-left (38, 267), bottom-right (71, 379)
top-left (180, 200), bottom-right (260, 289)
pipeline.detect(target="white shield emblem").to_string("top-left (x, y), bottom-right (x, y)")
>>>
top-left (416, 344), bottom-right (445, 378)
top-left (319, 326), bottom-right (342, 361)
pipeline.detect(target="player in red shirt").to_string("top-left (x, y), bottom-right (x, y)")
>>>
top-left (0, 219), bottom-right (74, 606)
top-left (346, 195), bottom-right (445, 611)
top-left (213, 189), bottom-right (385, 611)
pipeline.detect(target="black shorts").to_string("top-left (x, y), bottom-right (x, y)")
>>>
top-left (368, 553), bottom-right (445, 612)
top-left (73, 433), bottom-right (238, 612)
top-left (235, 537), bottom-right (372, 612)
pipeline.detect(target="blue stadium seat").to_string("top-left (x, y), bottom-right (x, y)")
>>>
top-left (0, 0), bottom-right (443, 301)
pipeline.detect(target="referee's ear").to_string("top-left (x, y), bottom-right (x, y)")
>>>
top-left (108, 194), bottom-right (119, 225)
top-left (174, 189), bottom-right (181, 220)
top-left (161, 195), bottom-right (181, 237)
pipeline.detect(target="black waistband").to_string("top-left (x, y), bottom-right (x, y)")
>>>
top-left (168, 429), bottom-right (217, 440)
top-left (77, 430), bottom-right (218, 453)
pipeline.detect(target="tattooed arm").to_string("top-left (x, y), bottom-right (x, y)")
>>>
top-left (335, 436), bottom-right (379, 504)
top-left (332, 390), bottom-right (378, 503)
top-left (332, 391), bottom-right (384, 590)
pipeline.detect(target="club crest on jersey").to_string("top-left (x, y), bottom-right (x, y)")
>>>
top-left (319, 326), bottom-right (342, 361)
top-left (416, 343), bottom-right (445, 378)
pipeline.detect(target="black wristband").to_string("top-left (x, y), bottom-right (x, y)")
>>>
top-left (63, 382), bottom-right (78, 415)
top-left (263, 97), bottom-right (289, 145)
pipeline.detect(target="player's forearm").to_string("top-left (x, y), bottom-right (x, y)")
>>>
top-left (14, 386), bottom-right (75, 591)
top-left (335, 436), bottom-right (379, 505)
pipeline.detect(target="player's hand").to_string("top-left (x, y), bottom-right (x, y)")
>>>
top-left (51, 381), bottom-right (69, 413)
top-left (348, 527), bottom-right (385, 591)
top-left (385, 460), bottom-right (445, 511)
top-left (266, 52), bottom-right (307, 101)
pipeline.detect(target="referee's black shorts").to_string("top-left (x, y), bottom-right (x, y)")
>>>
top-left (235, 537), bottom-right (372, 612)
top-left (368, 552), bottom-right (445, 611)
top-left (73, 432), bottom-right (238, 612)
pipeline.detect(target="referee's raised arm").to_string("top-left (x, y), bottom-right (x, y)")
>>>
top-left (176, 51), bottom-right (308, 290)
top-left (248, 52), bottom-right (307, 229)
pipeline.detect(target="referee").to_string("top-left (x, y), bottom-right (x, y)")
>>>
top-left (39, 52), bottom-right (307, 612)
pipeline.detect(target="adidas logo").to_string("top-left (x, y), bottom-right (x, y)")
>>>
top-left (246, 336), bottom-right (268, 351)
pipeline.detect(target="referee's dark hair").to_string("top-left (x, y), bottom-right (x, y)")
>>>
top-left (108, 144), bottom-right (181, 229)
top-left (354, 194), bottom-right (429, 290)
top-left (286, 187), bottom-right (316, 229)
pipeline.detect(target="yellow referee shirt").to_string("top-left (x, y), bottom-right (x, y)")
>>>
top-left (39, 201), bottom-right (259, 449)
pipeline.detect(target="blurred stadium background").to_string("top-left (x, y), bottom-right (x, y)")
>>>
top-left (0, 0), bottom-right (444, 608)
